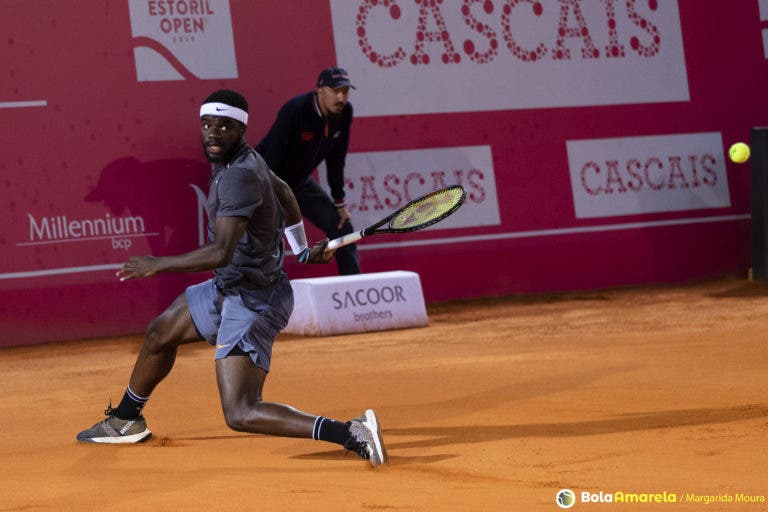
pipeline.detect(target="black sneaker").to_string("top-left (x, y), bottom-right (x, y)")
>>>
top-left (76, 404), bottom-right (152, 444)
top-left (344, 409), bottom-right (388, 466)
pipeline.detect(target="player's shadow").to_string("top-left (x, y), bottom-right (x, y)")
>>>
top-left (86, 156), bottom-right (211, 309)
top-left (384, 404), bottom-right (768, 451)
top-left (287, 404), bottom-right (768, 466)
top-left (290, 450), bottom-right (456, 465)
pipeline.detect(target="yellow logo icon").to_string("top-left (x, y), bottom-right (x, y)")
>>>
top-left (556, 489), bottom-right (576, 509)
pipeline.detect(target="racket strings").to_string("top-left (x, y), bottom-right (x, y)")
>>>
top-left (389, 186), bottom-right (465, 230)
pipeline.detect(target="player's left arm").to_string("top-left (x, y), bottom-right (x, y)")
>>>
top-left (268, 168), bottom-right (302, 226)
top-left (265, 166), bottom-right (334, 264)
top-left (116, 216), bottom-right (247, 281)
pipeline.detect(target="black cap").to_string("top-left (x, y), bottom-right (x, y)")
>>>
top-left (316, 66), bottom-right (356, 89)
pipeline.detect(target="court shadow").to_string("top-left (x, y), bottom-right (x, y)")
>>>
top-left (428, 292), bottom-right (611, 317)
top-left (382, 366), bottom-right (639, 425)
top-left (179, 433), bottom-right (258, 442)
top-left (290, 450), bottom-right (457, 464)
top-left (707, 279), bottom-right (768, 298)
top-left (86, 156), bottom-right (211, 309)
top-left (86, 156), bottom-right (209, 253)
top-left (383, 404), bottom-right (768, 451)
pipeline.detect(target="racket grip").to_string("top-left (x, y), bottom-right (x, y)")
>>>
top-left (327, 231), bottom-right (363, 251)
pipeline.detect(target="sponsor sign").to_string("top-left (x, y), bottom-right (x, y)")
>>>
top-left (128, 0), bottom-right (238, 81)
top-left (18, 211), bottom-right (156, 252)
top-left (284, 271), bottom-right (428, 336)
top-left (318, 145), bottom-right (500, 232)
top-left (566, 132), bottom-right (731, 219)
top-left (330, 0), bottom-right (689, 116)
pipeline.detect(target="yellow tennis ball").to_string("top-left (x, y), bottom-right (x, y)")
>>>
top-left (729, 142), bottom-right (750, 164)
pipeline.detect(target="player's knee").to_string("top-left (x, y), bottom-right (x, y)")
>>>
top-left (222, 401), bottom-right (265, 433)
top-left (143, 315), bottom-right (176, 353)
top-left (144, 297), bottom-right (192, 352)
top-left (222, 408), bottom-right (246, 432)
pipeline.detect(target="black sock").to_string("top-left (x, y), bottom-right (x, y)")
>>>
top-left (312, 416), bottom-right (351, 446)
top-left (113, 386), bottom-right (149, 420)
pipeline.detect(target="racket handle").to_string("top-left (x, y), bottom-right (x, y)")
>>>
top-left (327, 231), bottom-right (363, 251)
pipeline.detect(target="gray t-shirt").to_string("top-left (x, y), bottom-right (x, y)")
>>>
top-left (207, 143), bottom-right (286, 290)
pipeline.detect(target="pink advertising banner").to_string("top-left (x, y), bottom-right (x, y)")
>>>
top-left (0, 0), bottom-right (764, 346)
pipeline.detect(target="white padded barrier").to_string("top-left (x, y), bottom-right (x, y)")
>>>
top-left (283, 271), bottom-right (428, 336)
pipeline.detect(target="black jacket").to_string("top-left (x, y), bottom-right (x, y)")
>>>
top-left (255, 91), bottom-right (352, 203)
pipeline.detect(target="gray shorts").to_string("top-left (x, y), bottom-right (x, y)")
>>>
top-left (185, 277), bottom-right (294, 372)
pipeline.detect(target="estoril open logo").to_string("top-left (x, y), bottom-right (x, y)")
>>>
top-left (128, 0), bottom-right (238, 81)
top-left (556, 489), bottom-right (576, 509)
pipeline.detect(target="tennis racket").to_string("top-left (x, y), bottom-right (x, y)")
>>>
top-left (326, 185), bottom-right (467, 251)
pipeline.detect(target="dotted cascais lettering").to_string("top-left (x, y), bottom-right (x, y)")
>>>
top-left (355, 0), bottom-right (661, 68)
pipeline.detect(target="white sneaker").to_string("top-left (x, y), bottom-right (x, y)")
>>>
top-left (346, 409), bottom-right (388, 466)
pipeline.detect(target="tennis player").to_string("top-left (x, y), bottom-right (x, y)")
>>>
top-left (76, 89), bottom-right (387, 467)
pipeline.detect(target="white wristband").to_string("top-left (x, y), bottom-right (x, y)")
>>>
top-left (284, 220), bottom-right (309, 255)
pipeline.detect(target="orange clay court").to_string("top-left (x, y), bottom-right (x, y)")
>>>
top-left (1, 276), bottom-right (767, 511)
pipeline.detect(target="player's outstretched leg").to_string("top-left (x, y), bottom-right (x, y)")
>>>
top-left (216, 354), bottom-right (388, 466)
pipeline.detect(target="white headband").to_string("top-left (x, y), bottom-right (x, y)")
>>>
top-left (200, 102), bottom-right (248, 125)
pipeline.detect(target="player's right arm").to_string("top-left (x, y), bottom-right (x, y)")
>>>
top-left (116, 215), bottom-right (248, 281)
top-left (119, 163), bottom-right (259, 281)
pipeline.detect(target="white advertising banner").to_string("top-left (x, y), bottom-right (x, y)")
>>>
top-left (567, 132), bottom-right (731, 219)
top-left (330, 0), bottom-right (689, 116)
top-left (128, 0), bottom-right (238, 81)
top-left (319, 145), bottom-right (501, 232)
top-left (284, 271), bottom-right (428, 336)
